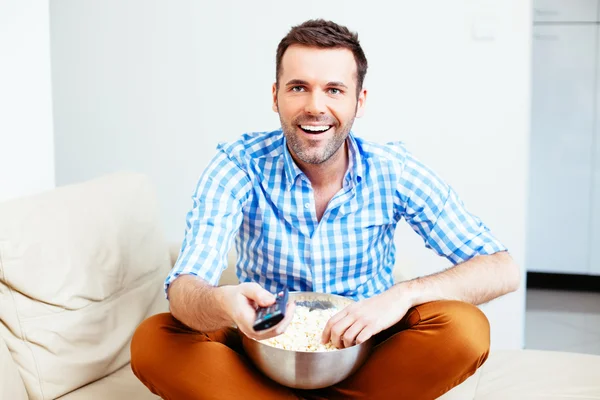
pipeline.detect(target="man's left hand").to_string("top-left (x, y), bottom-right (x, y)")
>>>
top-left (321, 289), bottom-right (413, 349)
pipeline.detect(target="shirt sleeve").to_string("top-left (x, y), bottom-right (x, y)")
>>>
top-left (164, 149), bottom-right (251, 297)
top-left (395, 145), bottom-right (507, 264)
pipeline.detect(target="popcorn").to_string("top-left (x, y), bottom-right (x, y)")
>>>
top-left (259, 306), bottom-right (340, 352)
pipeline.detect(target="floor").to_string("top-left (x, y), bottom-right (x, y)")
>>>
top-left (525, 288), bottom-right (600, 355)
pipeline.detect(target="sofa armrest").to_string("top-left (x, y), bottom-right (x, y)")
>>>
top-left (168, 243), bottom-right (239, 286)
top-left (0, 334), bottom-right (27, 400)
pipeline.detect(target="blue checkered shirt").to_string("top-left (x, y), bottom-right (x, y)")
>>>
top-left (166, 130), bottom-right (506, 300)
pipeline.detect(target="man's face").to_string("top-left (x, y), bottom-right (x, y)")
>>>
top-left (272, 45), bottom-right (367, 165)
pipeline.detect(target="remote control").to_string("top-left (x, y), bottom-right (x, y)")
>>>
top-left (253, 287), bottom-right (289, 331)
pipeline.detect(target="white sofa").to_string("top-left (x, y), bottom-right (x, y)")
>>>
top-left (1, 173), bottom-right (599, 399)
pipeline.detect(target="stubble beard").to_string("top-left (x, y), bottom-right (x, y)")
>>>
top-left (279, 111), bottom-right (356, 165)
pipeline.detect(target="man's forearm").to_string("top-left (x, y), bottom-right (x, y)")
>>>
top-left (167, 275), bottom-right (233, 332)
top-left (392, 251), bottom-right (521, 308)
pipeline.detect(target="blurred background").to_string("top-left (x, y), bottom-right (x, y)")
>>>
top-left (1, 0), bottom-right (598, 353)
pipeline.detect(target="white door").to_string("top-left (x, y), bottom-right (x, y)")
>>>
top-left (590, 28), bottom-right (600, 276)
top-left (527, 25), bottom-right (597, 274)
top-left (592, 135), bottom-right (600, 275)
top-left (533, 0), bottom-right (598, 22)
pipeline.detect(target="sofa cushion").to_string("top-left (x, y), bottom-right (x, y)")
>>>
top-left (54, 350), bottom-right (600, 399)
top-left (473, 349), bottom-right (600, 398)
top-left (438, 349), bottom-right (600, 399)
top-left (0, 172), bottom-right (170, 400)
top-left (56, 363), bottom-right (159, 400)
top-left (0, 334), bottom-right (27, 400)
top-left (437, 368), bottom-right (481, 399)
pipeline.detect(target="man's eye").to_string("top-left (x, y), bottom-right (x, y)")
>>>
top-left (328, 88), bottom-right (341, 95)
top-left (291, 86), bottom-right (305, 92)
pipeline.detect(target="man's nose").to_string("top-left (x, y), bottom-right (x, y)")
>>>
top-left (304, 92), bottom-right (327, 115)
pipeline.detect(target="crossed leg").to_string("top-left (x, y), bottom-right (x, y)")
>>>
top-left (131, 300), bottom-right (490, 400)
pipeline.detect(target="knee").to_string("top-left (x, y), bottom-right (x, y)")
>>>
top-left (434, 301), bottom-right (490, 363)
top-left (130, 313), bottom-right (173, 376)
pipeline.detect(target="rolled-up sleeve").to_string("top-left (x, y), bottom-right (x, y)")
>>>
top-left (396, 146), bottom-right (507, 264)
top-left (164, 149), bottom-right (251, 297)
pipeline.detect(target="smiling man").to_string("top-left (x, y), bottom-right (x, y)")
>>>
top-left (131, 19), bottom-right (520, 400)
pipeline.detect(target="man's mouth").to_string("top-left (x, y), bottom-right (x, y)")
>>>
top-left (298, 125), bottom-right (332, 134)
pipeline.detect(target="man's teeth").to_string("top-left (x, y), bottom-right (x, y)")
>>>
top-left (300, 125), bottom-right (330, 132)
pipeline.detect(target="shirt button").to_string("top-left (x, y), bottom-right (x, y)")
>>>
top-left (304, 203), bottom-right (310, 209)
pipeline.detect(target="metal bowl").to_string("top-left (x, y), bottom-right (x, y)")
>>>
top-left (241, 291), bottom-right (374, 389)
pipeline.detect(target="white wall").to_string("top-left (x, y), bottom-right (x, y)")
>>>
top-left (50, 0), bottom-right (531, 350)
top-left (0, 0), bottom-right (55, 202)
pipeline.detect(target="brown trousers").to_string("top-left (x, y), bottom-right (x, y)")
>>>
top-left (131, 300), bottom-right (490, 400)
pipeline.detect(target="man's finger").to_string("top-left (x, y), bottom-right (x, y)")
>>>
top-left (330, 313), bottom-right (356, 349)
top-left (238, 282), bottom-right (275, 307)
top-left (274, 301), bottom-right (296, 335)
top-left (356, 326), bottom-right (374, 345)
top-left (341, 319), bottom-right (365, 348)
top-left (321, 307), bottom-right (350, 344)
top-left (236, 307), bottom-right (261, 338)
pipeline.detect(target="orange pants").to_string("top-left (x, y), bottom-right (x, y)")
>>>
top-left (131, 300), bottom-right (490, 400)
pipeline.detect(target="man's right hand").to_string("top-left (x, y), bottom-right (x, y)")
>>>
top-left (217, 282), bottom-right (296, 341)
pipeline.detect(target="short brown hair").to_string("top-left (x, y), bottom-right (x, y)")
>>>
top-left (275, 19), bottom-right (368, 97)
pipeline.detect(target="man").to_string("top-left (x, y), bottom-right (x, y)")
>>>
top-left (131, 19), bottom-right (520, 399)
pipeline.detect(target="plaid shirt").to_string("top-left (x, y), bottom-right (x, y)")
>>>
top-left (166, 130), bottom-right (506, 300)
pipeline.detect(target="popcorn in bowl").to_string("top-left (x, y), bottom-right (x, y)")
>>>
top-left (259, 305), bottom-right (340, 352)
top-left (242, 292), bottom-right (373, 389)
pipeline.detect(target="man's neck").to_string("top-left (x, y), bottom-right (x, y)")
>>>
top-left (293, 141), bottom-right (349, 190)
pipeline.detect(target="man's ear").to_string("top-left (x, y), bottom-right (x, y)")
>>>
top-left (272, 83), bottom-right (278, 113)
top-left (356, 88), bottom-right (367, 118)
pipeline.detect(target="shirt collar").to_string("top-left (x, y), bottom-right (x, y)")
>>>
top-left (282, 131), bottom-right (363, 191)
top-left (346, 133), bottom-right (364, 187)
top-left (282, 136), bottom-right (304, 189)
